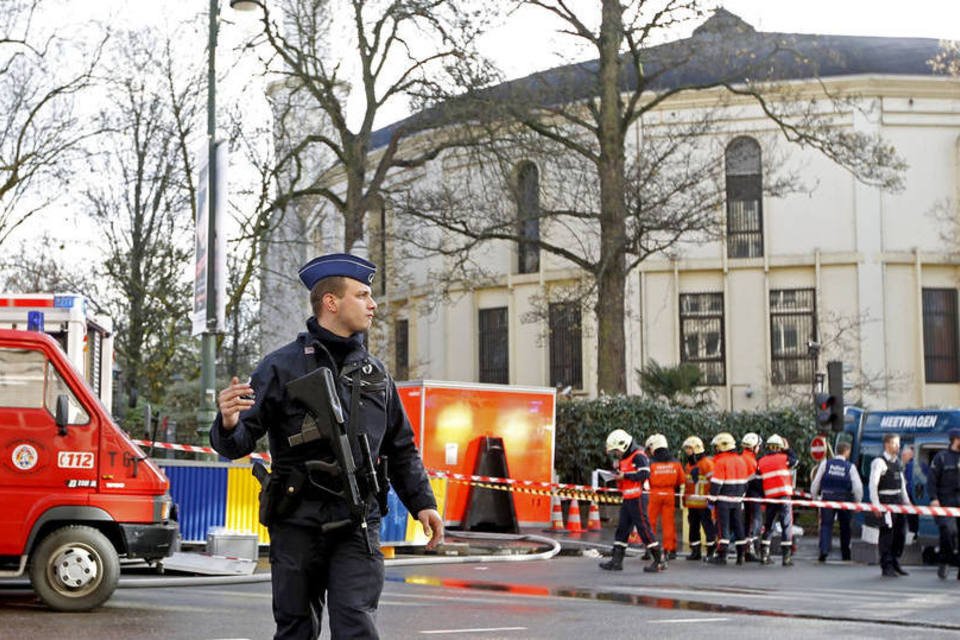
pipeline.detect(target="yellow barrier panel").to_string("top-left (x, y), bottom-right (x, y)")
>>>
top-left (404, 476), bottom-right (447, 544)
top-left (225, 466), bottom-right (270, 544)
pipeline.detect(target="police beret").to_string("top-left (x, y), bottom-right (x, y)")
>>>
top-left (298, 253), bottom-right (377, 289)
top-left (949, 428), bottom-right (960, 441)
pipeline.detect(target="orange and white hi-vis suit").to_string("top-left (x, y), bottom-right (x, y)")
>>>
top-left (648, 452), bottom-right (686, 552)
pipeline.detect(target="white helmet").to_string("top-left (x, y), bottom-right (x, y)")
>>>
top-left (645, 433), bottom-right (668, 452)
top-left (741, 432), bottom-right (761, 450)
top-left (682, 436), bottom-right (705, 454)
top-left (605, 429), bottom-right (633, 456)
top-left (711, 432), bottom-right (736, 452)
top-left (766, 434), bottom-right (786, 450)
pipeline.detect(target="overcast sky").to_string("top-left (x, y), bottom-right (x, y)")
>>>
top-left (10, 0), bottom-right (960, 272)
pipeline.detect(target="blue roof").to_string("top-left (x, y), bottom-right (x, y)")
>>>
top-left (371, 9), bottom-right (943, 150)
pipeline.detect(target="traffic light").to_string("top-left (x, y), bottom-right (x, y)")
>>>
top-left (827, 360), bottom-right (844, 432)
top-left (815, 392), bottom-right (835, 431)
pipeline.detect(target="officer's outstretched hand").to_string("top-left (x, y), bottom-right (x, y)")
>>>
top-left (417, 508), bottom-right (445, 550)
top-left (218, 376), bottom-right (255, 430)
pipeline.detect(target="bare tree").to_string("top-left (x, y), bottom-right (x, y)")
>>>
top-left (84, 31), bottom-right (205, 406)
top-left (0, 234), bottom-right (100, 296)
top-left (246, 0), bottom-right (499, 254)
top-left (0, 0), bottom-right (103, 247)
top-left (394, 2), bottom-right (907, 394)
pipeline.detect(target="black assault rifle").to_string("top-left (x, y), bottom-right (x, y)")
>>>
top-left (285, 366), bottom-right (380, 554)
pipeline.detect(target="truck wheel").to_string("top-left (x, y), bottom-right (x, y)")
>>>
top-left (28, 525), bottom-right (120, 612)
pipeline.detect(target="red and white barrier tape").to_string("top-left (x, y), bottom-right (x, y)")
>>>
top-left (712, 494), bottom-right (960, 518)
top-left (133, 439), bottom-right (610, 496)
top-left (134, 439), bottom-right (272, 462)
top-left (134, 438), bottom-right (959, 516)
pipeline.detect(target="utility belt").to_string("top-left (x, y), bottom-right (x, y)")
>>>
top-left (253, 458), bottom-right (389, 529)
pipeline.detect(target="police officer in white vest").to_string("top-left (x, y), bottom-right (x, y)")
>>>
top-left (811, 441), bottom-right (862, 562)
top-left (868, 433), bottom-right (912, 578)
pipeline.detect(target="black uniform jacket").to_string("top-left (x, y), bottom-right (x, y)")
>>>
top-left (210, 318), bottom-right (436, 525)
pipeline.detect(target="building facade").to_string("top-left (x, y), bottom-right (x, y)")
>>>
top-left (268, 14), bottom-right (960, 411)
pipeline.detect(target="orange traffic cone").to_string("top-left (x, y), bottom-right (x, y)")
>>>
top-left (547, 495), bottom-right (565, 532)
top-left (587, 501), bottom-right (602, 531)
top-left (566, 498), bottom-right (584, 534)
top-left (628, 529), bottom-right (641, 544)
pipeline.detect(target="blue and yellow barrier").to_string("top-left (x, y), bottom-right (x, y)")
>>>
top-left (157, 460), bottom-right (446, 547)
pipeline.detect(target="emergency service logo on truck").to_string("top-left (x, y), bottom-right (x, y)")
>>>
top-left (12, 443), bottom-right (38, 470)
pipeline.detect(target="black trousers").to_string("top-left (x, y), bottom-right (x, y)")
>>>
top-left (269, 519), bottom-right (383, 640)
top-left (687, 507), bottom-right (716, 546)
top-left (614, 496), bottom-right (658, 546)
top-left (935, 515), bottom-right (960, 565)
top-left (715, 500), bottom-right (745, 549)
top-left (878, 512), bottom-right (906, 571)
top-left (818, 508), bottom-right (852, 558)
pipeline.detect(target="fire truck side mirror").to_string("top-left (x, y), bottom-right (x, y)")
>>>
top-left (55, 394), bottom-right (70, 436)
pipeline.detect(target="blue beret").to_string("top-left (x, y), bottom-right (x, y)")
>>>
top-left (298, 253), bottom-right (376, 290)
top-left (949, 429), bottom-right (960, 441)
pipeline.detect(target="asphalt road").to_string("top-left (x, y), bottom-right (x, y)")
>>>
top-left (2, 549), bottom-right (960, 639)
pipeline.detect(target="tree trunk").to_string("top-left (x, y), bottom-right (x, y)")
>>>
top-left (594, 0), bottom-right (628, 395)
top-left (343, 138), bottom-right (366, 252)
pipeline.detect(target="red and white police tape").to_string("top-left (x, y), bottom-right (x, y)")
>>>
top-left (132, 438), bottom-right (960, 517)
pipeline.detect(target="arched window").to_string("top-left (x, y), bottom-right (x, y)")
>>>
top-left (516, 161), bottom-right (540, 274)
top-left (725, 137), bottom-right (763, 258)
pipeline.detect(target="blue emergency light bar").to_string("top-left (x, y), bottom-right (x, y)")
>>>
top-left (27, 311), bottom-right (44, 332)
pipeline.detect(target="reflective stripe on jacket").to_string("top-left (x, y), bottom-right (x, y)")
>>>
top-left (710, 451), bottom-right (750, 498)
top-left (684, 454), bottom-right (714, 508)
top-left (618, 449), bottom-right (650, 499)
top-left (758, 451), bottom-right (793, 498)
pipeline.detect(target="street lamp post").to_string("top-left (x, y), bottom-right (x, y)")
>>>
top-left (198, 0), bottom-right (262, 434)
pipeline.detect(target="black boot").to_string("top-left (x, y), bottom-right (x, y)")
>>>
top-left (644, 546), bottom-right (666, 573)
top-left (710, 544), bottom-right (727, 565)
top-left (760, 543), bottom-right (772, 565)
top-left (686, 545), bottom-right (702, 561)
top-left (703, 542), bottom-right (716, 563)
top-left (938, 563), bottom-right (948, 580)
top-left (782, 547), bottom-right (793, 567)
top-left (892, 561), bottom-right (909, 576)
top-left (600, 545), bottom-right (625, 571)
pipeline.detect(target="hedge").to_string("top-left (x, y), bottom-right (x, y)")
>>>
top-left (555, 395), bottom-right (817, 486)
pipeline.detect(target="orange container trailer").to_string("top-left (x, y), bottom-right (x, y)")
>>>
top-left (397, 381), bottom-right (556, 528)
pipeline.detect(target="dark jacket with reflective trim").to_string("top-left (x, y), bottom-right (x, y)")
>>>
top-left (210, 318), bottom-right (436, 524)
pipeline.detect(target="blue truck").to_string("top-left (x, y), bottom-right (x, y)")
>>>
top-left (836, 406), bottom-right (957, 543)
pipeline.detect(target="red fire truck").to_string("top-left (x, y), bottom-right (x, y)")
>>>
top-left (0, 328), bottom-right (176, 611)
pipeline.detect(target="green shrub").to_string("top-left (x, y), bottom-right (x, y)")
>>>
top-left (556, 395), bottom-right (816, 485)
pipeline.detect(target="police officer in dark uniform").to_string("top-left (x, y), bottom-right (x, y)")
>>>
top-left (928, 428), bottom-right (960, 580)
top-left (868, 433), bottom-right (911, 578)
top-left (211, 253), bottom-right (444, 639)
top-left (810, 441), bottom-right (863, 562)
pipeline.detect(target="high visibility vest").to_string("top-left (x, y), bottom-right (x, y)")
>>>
top-left (758, 452), bottom-right (793, 498)
top-left (684, 455), bottom-right (714, 508)
top-left (618, 449), bottom-right (650, 499)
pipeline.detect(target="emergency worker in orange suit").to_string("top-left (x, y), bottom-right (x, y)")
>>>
top-left (709, 432), bottom-right (750, 565)
top-left (682, 436), bottom-right (717, 561)
top-left (645, 434), bottom-right (686, 560)
top-left (740, 432), bottom-right (763, 562)
top-left (599, 429), bottom-right (666, 573)
top-left (757, 434), bottom-right (799, 566)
